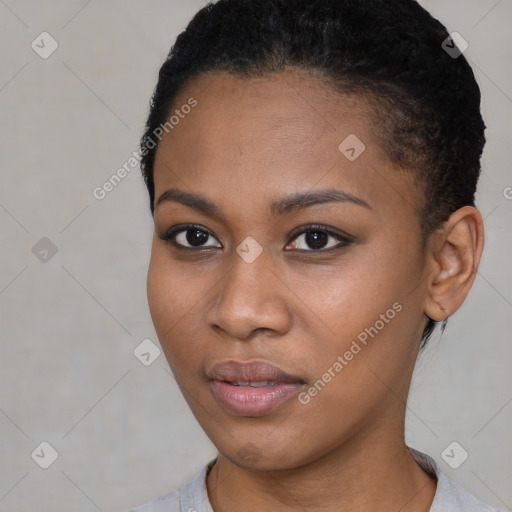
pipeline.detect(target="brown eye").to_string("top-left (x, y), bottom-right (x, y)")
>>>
top-left (159, 225), bottom-right (222, 249)
top-left (179, 229), bottom-right (209, 247)
top-left (286, 225), bottom-right (352, 251)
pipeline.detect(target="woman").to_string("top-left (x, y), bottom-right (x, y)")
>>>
top-left (130, 0), bottom-right (502, 510)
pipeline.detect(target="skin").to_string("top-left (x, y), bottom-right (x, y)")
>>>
top-left (147, 70), bottom-right (484, 512)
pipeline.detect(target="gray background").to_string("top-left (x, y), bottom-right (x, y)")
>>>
top-left (0, 1), bottom-right (510, 511)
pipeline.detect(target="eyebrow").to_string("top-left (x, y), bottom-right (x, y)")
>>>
top-left (155, 187), bottom-right (371, 217)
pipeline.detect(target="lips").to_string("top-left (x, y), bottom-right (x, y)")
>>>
top-left (209, 360), bottom-right (304, 384)
top-left (208, 360), bottom-right (305, 416)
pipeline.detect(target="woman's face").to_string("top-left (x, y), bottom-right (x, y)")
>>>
top-left (147, 70), bottom-right (430, 470)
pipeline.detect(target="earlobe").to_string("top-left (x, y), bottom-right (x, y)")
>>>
top-left (424, 206), bottom-right (484, 322)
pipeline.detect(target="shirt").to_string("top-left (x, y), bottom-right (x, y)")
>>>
top-left (129, 447), bottom-right (504, 511)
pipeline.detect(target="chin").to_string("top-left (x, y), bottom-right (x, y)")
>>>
top-left (214, 436), bottom-right (311, 472)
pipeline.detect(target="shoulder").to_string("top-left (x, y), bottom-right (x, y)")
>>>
top-left (128, 489), bottom-right (180, 512)
top-left (127, 460), bottom-right (216, 512)
top-left (128, 452), bottom-right (505, 512)
top-left (408, 447), bottom-right (504, 512)
top-left (434, 472), bottom-right (503, 512)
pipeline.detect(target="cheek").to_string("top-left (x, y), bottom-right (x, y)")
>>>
top-left (312, 261), bottom-right (423, 409)
top-left (146, 247), bottom-right (210, 371)
top-left (146, 250), bottom-right (171, 332)
top-left (147, 249), bottom-right (185, 351)
top-left (147, 243), bottom-right (196, 324)
top-left (297, 243), bottom-right (420, 374)
top-left (289, 249), bottom-right (402, 339)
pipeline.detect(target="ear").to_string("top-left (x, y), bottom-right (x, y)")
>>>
top-left (424, 206), bottom-right (485, 322)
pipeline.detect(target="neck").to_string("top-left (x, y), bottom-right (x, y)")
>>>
top-left (206, 428), bottom-right (436, 512)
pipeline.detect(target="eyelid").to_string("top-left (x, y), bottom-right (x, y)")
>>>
top-left (159, 223), bottom-right (221, 249)
top-left (159, 223), bottom-right (354, 251)
top-left (285, 224), bottom-right (354, 247)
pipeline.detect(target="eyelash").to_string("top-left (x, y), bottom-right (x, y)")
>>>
top-left (158, 223), bottom-right (353, 253)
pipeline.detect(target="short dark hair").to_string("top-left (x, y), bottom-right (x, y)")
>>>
top-left (140, 0), bottom-right (486, 347)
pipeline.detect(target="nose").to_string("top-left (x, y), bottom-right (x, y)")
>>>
top-left (207, 249), bottom-right (293, 341)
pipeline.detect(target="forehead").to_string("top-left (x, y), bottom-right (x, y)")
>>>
top-left (153, 71), bottom-right (419, 222)
top-left (164, 70), bottom-right (370, 159)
